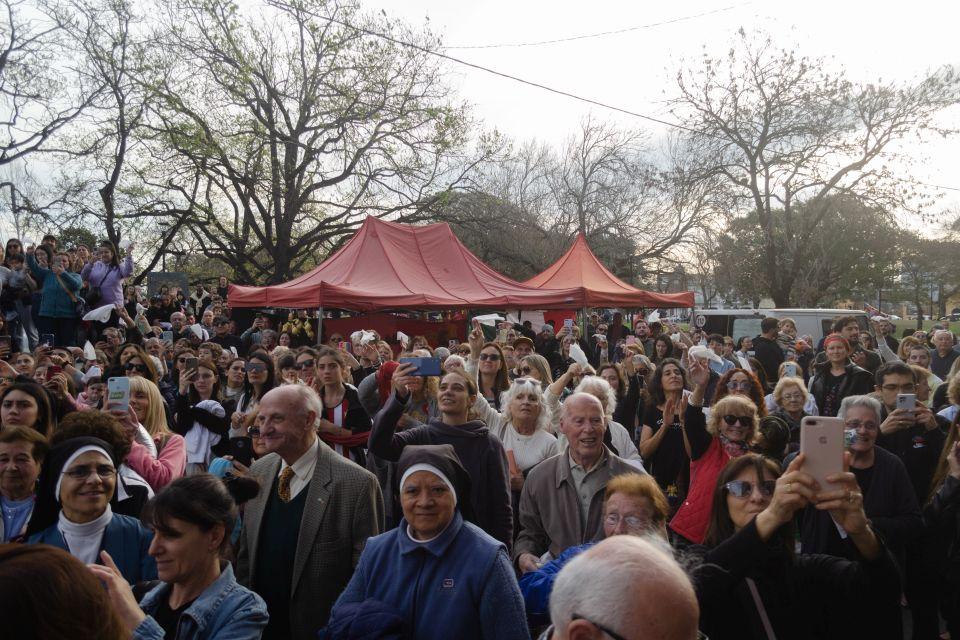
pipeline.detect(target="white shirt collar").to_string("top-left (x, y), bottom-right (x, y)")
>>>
top-left (278, 437), bottom-right (320, 482)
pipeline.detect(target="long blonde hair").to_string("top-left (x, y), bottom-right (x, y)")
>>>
top-left (129, 377), bottom-right (172, 437)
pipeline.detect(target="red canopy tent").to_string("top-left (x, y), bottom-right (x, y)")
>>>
top-left (523, 233), bottom-right (695, 308)
top-left (228, 217), bottom-right (582, 310)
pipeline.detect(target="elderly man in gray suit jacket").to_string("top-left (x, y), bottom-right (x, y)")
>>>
top-left (236, 385), bottom-right (384, 640)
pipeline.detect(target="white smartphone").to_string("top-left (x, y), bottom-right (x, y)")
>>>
top-left (107, 377), bottom-right (131, 413)
top-left (896, 393), bottom-right (916, 414)
top-left (564, 318), bottom-right (573, 330)
top-left (783, 362), bottom-right (798, 377)
top-left (800, 416), bottom-right (845, 493)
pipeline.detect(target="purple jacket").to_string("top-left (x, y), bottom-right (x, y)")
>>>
top-left (80, 255), bottom-right (134, 307)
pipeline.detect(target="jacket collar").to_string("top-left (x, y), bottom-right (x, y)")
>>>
top-left (555, 446), bottom-right (613, 489)
top-left (140, 562), bottom-right (240, 633)
top-left (397, 510), bottom-right (464, 557)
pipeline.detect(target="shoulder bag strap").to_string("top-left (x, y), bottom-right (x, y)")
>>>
top-left (53, 273), bottom-right (79, 303)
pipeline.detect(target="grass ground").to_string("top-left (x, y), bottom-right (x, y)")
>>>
top-left (893, 319), bottom-right (960, 336)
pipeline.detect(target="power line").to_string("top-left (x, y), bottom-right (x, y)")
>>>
top-left (313, 11), bottom-right (699, 133)
top-left (444, 3), bottom-right (752, 50)
top-left (313, 10), bottom-right (960, 195)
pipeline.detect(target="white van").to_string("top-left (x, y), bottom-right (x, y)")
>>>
top-left (691, 308), bottom-right (874, 346)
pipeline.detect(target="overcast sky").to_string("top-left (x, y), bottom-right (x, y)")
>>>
top-left (365, 0), bottom-right (960, 215)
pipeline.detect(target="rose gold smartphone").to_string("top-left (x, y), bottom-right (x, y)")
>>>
top-left (800, 416), bottom-right (845, 493)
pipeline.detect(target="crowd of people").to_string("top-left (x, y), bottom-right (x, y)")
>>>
top-left (2, 233), bottom-right (960, 639)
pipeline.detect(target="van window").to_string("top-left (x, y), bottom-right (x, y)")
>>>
top-left (732, 318), bottom-right (763, 342)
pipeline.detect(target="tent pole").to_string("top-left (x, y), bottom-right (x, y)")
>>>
top-left (316, 305), bottom-right (323, 346)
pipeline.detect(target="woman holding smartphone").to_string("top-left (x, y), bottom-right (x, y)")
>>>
top-left (112, 377), bottom-right (186, 491)
top-left (173, 358), bottom-right (229, 474)
top-left (693, 453), bottom-right (901, 639)
top-left (370, 366), bottom-right (513, 548)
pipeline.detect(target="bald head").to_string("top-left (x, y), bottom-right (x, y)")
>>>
top-left (255, 385), bottom-right (321, 464)
top-left (550, 536), bottom-right (699, 640)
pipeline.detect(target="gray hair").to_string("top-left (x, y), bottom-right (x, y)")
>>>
top-left (550, 535), bottom-right (698, 638)
top-left (443, 354), bottom-right (466, 371)
top-left (261, 329), bottom-right (278, 342)
top-left (433, 346), bottom-right (451, 361)
top-left (280, 384), bottom-right (324, 427)
top-left (575, 376), bottom-right (618, 419)
top-left (500, 378), bottom-right (551, 432)
top-left (559, 392), bottom-right (605, 422)
top-left (838, 394), bottom-right (882, 424)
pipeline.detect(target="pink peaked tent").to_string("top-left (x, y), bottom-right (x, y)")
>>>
top-left (228, 217), bottom-right (583, 310)
top-left (523, 233), bottom-right (695, 308)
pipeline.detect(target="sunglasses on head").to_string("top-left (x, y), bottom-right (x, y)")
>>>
top-left (721, 414), bottom-right (750, 426)
top-left (725, 479), bottom-right (776, 498)
top-left (295, 360), bottom-right (315, 370)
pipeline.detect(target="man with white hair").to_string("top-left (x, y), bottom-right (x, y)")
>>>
top-left (542, 535), bottom-right (700, 640)
top-left (930, 329), bottom-right (959, 379)
top-left (236, 385), bottom-right (384, 639)
top-left (514, 393), bottom-right (644, 574)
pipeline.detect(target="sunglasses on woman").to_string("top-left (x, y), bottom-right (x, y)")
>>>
top-left (720, 414), bottom-right (750, 426)
top-left (124, 362), bottom-right (149, 373)
top-left (726, 381), bottom-right (752, 391)
top-left (478, 353), bottom-right (500, 361)
top-left (295, 360), bottom-right (314, 370)
top-left (724, 479), bottom-right (776, 498)
top-left (246, 362), bottom-right (267, 373)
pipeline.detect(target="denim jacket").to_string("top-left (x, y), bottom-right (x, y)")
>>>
top-left (134, 563), bottom-right (269, 640)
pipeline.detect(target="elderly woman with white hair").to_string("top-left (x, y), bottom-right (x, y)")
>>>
top-left (473, 378), bottom-right (559, 490)
top-left (797, 394), bottom-right (921, 559)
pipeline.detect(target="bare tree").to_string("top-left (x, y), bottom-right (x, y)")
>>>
top-left (0, 0), bottom-right (97, 165)
top-left (670, 28), bottom-right (960, 306)
top-left (137, 0), bottom-right (494, 284)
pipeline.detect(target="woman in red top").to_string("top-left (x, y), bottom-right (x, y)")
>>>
top-left (670, 358), bottom-right (760, 545)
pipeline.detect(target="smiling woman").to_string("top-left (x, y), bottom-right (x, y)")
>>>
top-left (84, 474), bottom-right (268, 640)
top-left (325, 444), bottom-right (529, 640)
top-left (27, 436), bottom-right (156, 585)
top-left (369, 368), bottom-right (514, 547)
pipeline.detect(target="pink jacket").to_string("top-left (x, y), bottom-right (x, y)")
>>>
top-left (126, 433), bottom-right (187, 491)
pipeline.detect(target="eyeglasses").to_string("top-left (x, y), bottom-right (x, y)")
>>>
top-left (781, 393), bottom-right (805, 402)
top-left (844, 419), bottom-right (879, 431)
top-left (124, 362), bottom-right (149, 373)
top-left (570, 614), bottom-right (628, 640)
top-left (881, 383), bottom-right (916, 393)
top-left (726, 381), bottom-right (752, 391)
top-left (62, 464), bottom-right (117, 481)
top-left (721, 414), bottom-right (750, 426)
top-left (295, 360), bottom-right (315, 370)
top-left (603, 513), bottom-right (649, 531)
top-left (724, 479), bottom-right (776, 498)
top-left (478, 353), bottom-right (501, 361)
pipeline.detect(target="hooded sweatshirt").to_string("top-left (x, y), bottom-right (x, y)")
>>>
top-left (369, 392), bottom-right (513, 549)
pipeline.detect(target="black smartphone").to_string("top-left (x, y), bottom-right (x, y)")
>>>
top-left (228, 436), bottom-right (253, 467)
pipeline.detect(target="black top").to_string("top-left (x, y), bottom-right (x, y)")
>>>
top-left (752, 335), bottom-right (785, 390)
top-left (641, 404), bottom-right (689, 500)
top-left (799, 446), bottom-right (922, 558)
top-left (256, 481), bottom-right (310, 640)
top-left (876, 406), bottom-right (946, 505)
top-left (693, 519), bottom-right (903, 640)
top-left (152, 596), bottom-right (196, 639)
